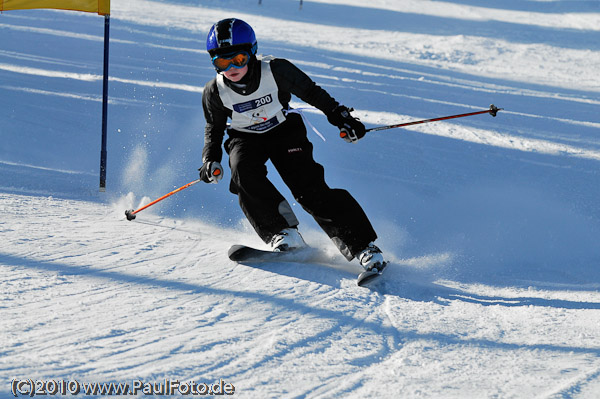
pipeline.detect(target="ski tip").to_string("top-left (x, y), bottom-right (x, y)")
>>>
top-left (227, 244), bottom-right (247, 261)
top-left (357, 262), bottom-right (389, 287)
top-left (357, 270), bottom-right (384, 287)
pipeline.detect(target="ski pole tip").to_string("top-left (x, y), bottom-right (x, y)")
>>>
top-left (125, 209), bottom-right (136, 221)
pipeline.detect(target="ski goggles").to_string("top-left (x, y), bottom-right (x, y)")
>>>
top-left (212, 51), bottom-right (251, 72)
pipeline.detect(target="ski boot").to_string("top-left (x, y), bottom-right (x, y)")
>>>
top-left (270, 227), bottom-right (306, 252)
top-left (357, 242), bottom-right (388, 286)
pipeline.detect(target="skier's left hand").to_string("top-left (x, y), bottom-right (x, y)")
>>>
top-left (327, 105), bottom-right (366, 143)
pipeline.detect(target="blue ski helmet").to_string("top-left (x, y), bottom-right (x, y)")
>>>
top-left (206, 18), bottom-right (257, 57)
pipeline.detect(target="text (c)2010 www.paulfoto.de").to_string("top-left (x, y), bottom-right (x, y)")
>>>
top-left (10, 378), bottom-right (236, 396)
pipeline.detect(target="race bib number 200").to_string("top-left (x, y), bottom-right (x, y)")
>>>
top-left (233, 94), bottom-right (273, 113)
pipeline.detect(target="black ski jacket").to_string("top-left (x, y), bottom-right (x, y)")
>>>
top-left (201, 57), bottom-right (339, 163)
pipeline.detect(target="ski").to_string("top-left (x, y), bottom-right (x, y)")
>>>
top-left (229, 245), bottom-right (388, 287)
top-left (357, 262), bottom-right (388, 287)
top-left (228, 244), bottom-right (306, 263)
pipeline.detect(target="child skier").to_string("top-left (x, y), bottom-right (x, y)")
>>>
top-left (199, 18), bottom-right (386, 273)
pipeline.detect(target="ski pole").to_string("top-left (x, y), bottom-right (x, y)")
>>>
top-left (125, 179), bottom-right (202, 221)
top-left (364, 104), bottom-right (502, 133)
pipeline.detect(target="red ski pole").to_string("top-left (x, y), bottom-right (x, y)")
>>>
top-left (125, 178), bottom-right (203, 221)
top-left (364, 104), bottom-right (502, 133)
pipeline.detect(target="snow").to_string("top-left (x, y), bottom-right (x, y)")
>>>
top-left (1, 0), bottom-right (600, 397)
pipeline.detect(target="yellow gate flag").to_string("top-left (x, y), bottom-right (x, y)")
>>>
top-left (1, 0), bottom-right (110, 15)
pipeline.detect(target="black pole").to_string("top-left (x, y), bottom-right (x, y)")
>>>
top-left (365, 104), bottom-right (502, 133)
top-left (99, 14), bottom-right (110, 191)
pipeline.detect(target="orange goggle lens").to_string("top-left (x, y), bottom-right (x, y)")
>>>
top-left (212, 51), bottom-right (250, 72)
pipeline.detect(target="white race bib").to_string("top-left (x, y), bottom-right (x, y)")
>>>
top-left (216, 56), bottom-right (286, 133)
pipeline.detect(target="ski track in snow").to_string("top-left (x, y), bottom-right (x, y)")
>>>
top-left (3, 194), bottom-right (600, 398)
top-left (2, 0), bottom-right (600, 397)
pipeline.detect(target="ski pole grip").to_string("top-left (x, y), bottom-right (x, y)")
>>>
top-left (209, 162), bottom-right (223, 184)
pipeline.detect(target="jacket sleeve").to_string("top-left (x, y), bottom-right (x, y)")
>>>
top-left (201, 78), bottom-right (230, 163)
top-left (270, 58), bottom-right (339, 116)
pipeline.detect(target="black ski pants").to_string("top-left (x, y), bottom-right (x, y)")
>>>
top-left (225, 113), bottom-right (377, 260)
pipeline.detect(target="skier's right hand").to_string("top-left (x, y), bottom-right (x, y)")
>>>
top-left (199, 161), bottom-right (223, 184)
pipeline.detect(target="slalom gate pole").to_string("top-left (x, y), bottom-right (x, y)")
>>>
top-left (99, 14), bottom-right (110, 192)
top-left (125, 179), bottom-right (201, 221)
top-left (365, 104), bottom-right (502, 133)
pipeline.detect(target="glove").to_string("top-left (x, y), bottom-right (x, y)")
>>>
top-left (198, 161), bottom-right (223, 184)
top-left (326, 105), bottom-right (366, 143)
